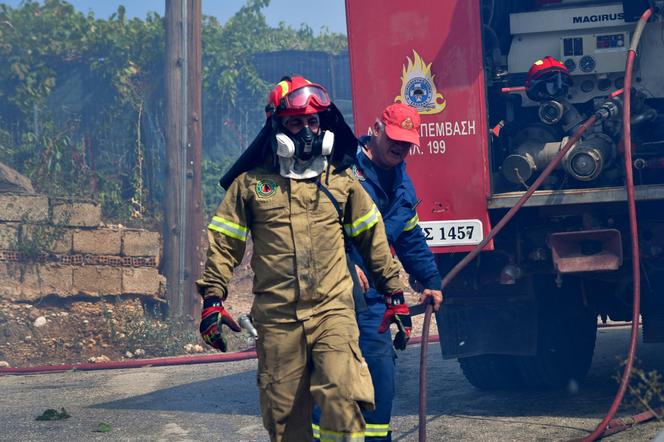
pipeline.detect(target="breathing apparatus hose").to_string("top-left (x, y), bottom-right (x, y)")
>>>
top-left (419, 8), bottom-right (653, 440)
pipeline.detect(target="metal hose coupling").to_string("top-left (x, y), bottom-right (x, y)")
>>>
top-left (238, 314), bottom-right (258, 340)
top-left (595, 97), bottom-right (621, 121)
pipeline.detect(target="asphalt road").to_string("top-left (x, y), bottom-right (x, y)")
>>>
top-left (1, 326), bottom-right (664, 442)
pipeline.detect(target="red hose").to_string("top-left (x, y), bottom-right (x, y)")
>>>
top-left (609, 88), bottom-right (624, 99)
top-left (0, 349), bottom-right (258, 375)
top-left (417, 103), bottom-right (600, 442)
top-left (602, 407), bottom-right (664, 437)
top-left (0, 335), bottom-right (441, 376)
top-left (579, 7), bottom-right (652, 442)
top-left (443, 114), bottom-right (598, 286)
top-left (418, 302), bottom-right (434, 442)
top-left (501, 86), bottom-right (526, 94)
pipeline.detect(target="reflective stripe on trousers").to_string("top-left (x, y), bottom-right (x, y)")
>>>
top-left (312, 424), bottom-right (366, 441)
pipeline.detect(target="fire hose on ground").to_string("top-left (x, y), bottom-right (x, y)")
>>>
top-left (0, 334), bottom-right (439, 376)
top-left (416, 7), bottom-right (653, 442)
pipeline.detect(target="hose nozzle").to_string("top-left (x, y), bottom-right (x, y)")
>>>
top-left (238, 314), bottom-right (258, 340)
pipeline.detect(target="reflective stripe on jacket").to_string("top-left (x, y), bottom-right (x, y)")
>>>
top-left (196, 163), bottom-right (404, 324)
top-left (351, 144), bottom-right (441, 294)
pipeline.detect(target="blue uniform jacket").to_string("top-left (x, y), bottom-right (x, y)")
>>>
top-left (350, 138), bottom-right (441, 299)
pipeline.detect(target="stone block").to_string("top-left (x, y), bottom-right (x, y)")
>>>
top-left (122, 230), bottom-right (161, 257)
top-left (21, 225), bottom-right (73, 254)
top-left (0, 263), bottom-right (73, 301)
top-left (0, 162), bottom-right (34, 193)
top-left (0, 263), bottom-right (20, 300)
top-left (52, 200), bottom-right (101, 227)
top-left (0, 223), bottom-right (18, 250)
top-left (0, 194), bottom-right (48, 222)
top-left (122, 267), bottom-right (161, 295)
top-left (73, 229), bottom-right (121, 255)
top-left (73, 266), bottom-right (122, 295)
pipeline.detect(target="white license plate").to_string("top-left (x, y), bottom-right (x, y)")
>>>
top-left (419, 219), bottom-right (484, 247)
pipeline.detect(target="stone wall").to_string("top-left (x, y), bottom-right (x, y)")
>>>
top-left (0, 193), bottom-right (164, 302)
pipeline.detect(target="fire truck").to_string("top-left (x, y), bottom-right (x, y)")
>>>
top-left (345, 0), bottom-right (664, 388)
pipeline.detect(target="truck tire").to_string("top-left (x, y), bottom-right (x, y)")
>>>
top-left (515, 305), bottom-right (597, 389)
top-left (458, 354), bottom-right (524, 389)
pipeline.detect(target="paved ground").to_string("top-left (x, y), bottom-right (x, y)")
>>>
top-left (1, 326), bottom-right (664, 441)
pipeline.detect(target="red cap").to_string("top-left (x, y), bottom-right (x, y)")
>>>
top-left (381, 103), bottom-right (421, 146)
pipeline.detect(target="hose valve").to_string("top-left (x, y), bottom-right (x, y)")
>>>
top-left (238, 314), bottom-right (258, 340)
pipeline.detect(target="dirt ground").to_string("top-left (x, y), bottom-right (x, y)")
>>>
top-left (0, 247), bottom-right (425, 368)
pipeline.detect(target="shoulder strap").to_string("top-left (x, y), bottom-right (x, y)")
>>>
top-left (316, 179), bottom-right (368, 312)
top-left (316, 179), bottom-right (344, 224)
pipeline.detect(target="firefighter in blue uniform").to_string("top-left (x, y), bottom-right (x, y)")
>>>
top-left (313, 103), bottom-right (443, 441)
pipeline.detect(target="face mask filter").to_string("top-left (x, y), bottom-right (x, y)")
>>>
top-left (274, 129), bottom-right (334, 161)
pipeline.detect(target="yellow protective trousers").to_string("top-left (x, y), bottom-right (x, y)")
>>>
top-left (255, 308), bottom-right (374, 442)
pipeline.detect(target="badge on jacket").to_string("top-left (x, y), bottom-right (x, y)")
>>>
top-left (352, 165), bottom-right (366, 181)
top-left (256, 179), bottom-right (278, 198)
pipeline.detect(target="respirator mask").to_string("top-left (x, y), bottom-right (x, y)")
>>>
top-left (274, 123), bottom-right (335, 180)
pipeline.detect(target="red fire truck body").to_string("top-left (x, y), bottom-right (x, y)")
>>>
top-left (346, 0), bottom-right (664, 388)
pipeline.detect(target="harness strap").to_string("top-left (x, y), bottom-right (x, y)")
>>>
top-left (317, 179), bottom-right (368, 312)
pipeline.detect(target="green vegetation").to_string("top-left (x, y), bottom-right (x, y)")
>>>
top-left (35, 407), bottom-right (71, 421)
top-left (202, 157), bottom-right (232, 216)
top-left (0, 0), bottom-right (347, 225)
top-left (93, 422), bottom-right (112, 433)
top-left (620, 360), bottom-right (664, 416)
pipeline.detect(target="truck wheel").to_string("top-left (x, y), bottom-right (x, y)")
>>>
top-left (515, 306), bottom-right (597, 389)
top-left (458, 354), bottom-right (524, 389)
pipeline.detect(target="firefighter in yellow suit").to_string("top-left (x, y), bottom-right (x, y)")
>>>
top-left (196, 76), bottom-right (409, 442)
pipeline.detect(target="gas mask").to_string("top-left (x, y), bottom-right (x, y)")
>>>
top-left (274, 128), bottom-right (334, 179)
top-left (275, 127), bottom-right (334, 161)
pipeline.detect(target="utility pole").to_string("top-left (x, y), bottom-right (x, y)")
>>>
top-left (164, 0), bottom-right (202, 318)
top-left (164, 0), bottom-right (184, 317)
top-left (186, 0), bottom-right (203, 318)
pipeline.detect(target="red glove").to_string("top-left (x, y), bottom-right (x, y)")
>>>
top-left (378, 290), bottom-right (412, 351)
top-left (199, 296), bottom-right (241, 352)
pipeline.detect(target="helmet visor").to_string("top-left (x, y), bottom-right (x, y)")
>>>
top-left (283, 84), bottom-right (331, 110)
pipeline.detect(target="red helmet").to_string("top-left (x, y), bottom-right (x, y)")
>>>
top-left (266, 76), bottom-right (331, 117)
top-left (525, 56), bottom-right (572, 101)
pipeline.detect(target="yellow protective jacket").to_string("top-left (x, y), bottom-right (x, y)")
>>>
top-left (196, 163), bottom-right (404, 324)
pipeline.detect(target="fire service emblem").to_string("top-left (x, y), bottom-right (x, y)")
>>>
top-left (395, 50), bottom-right (446, 115)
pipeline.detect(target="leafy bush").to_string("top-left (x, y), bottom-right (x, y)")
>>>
top-left (0, 0), bottom-right (347, 227)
